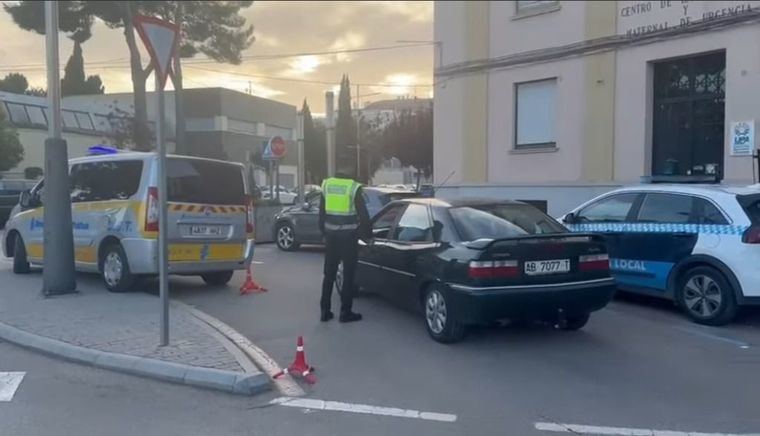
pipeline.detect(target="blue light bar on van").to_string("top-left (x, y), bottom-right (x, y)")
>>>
top-left (87, 145), bottom-right (119, 155)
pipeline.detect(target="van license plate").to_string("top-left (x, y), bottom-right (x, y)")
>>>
top-left (189, 225), bottom-right (223, 236)
top-left (524, 259), bottom-right (570, 275)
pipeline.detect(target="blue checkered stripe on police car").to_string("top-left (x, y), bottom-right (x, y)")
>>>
top-left (568, 223), bottom-right (748, 235)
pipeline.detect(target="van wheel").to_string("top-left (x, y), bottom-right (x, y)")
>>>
top-left (677, 266), bottom-right (737, 326)
top-left (424, 285), bottom-right (466, 343)
top-left (101, 244), bottom-right (136, 293)
top-left (12, 234), bottom-right (30, 274)
top-left (201, 271), bottom-right (234, 286)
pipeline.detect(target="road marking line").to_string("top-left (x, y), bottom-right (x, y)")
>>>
top-left (535, 421), bottom-right (760, 435)
top-left (673, 326), bottom-right (751, 349)
top-left (0, 372), bottom-right (25, 402)
top-left (251, 261), bottom-right (264, 265)
top-left (271, 397), bottom-right (457, 423)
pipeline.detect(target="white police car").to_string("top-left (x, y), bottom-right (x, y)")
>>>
top-left (561, 184), bottom-right (760, 326)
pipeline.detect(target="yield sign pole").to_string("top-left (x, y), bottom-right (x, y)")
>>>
top-left (134, 15), bottom-right (178, 347)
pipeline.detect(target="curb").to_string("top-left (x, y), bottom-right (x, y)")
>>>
top-left (0, 321), bottom-right (270, 396)
top-left (176, 301), bottom-right (305, 397)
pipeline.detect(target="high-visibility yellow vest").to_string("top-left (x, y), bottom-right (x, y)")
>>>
top-left (322, 177), bottom-right (360, 230)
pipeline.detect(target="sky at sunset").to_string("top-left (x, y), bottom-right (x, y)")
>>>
top-left (0, 1), bottom-right (434, 114)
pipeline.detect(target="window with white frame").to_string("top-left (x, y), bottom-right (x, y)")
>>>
top-left (515, 78), bottom-right (557, 149)
top-left (516, 0), bottom-right (559, 14)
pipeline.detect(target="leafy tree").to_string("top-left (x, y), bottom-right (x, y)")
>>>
top-left (335, 74), bottom-right (357, 174)
top-left (381, 106), bottom-right (433, 188)
top-left (0, 110), bottom-right (24, 172)
top-left (104, 102), bottom-right (137, 149)
top-left (5, 1), bottom-right (255, 151)
top-left (61, 41), bottom-right (105, 96)
top-left (25, 87), bottom-right (47, 97)
top-left (302, 100), bottom-right (327, 184)
top-left (0, 73), bottom-right (29, 94)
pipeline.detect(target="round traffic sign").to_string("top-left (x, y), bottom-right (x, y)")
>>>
top-left (270, 136), bottom-right (286, 158)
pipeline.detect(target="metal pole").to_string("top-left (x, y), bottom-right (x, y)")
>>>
top-left (325, 91), bottom-right (336, 177)
top-left (156, 75), bottom-right (170, 346)
top-left (355, 84), bottom-right (361, 182)
top-left (42, 0), bottom-right (76, 296)
top-left (296, 112), bottom-right (305, 202)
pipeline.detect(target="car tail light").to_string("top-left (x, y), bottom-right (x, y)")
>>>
top-left (579, 253), bottom-right (609, 271)
top-left (468, 260), bottom-right (519, 279)
top-left (245, 195), bottom-right (254, 234)
top-left (742, 226), bottom-right (760, 244)
top-left (145, 186), bottom-right (159, 232)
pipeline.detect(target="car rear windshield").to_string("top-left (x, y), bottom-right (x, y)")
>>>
top-left (450, 204), bottom-right (567, 241)
top-left (168, 158), bottom-right (245, 205)
top-left (738, 194), bottom-right (760, 224)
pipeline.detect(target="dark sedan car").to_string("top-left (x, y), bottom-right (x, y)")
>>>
top-left (273, 187), bottom-right (418, 251)
top-left (353, 198), bottom-right (616, 343)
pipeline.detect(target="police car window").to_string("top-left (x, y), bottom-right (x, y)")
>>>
top-left (577, 193), bottom-right (638, 223)
top-left (69, 161), bottom-right (143, 203)
top-left (372, 204), bottom-right (404, 239)
top-left (167, 158), bottom-right (245, 205)
top-left (694, 198), bottom-right (728, 225)
top-left (637, 193), bottom-right (692, 224)
top-left (393, 204), bottom-right (433, 242)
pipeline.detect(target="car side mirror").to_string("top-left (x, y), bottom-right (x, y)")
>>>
top-left (564, 212), bottom-right (578, 224)
top-left (302, 202), bottom-right (311, 211)
top-left (432, 220), bottom-right (443, 243)
top-left (19, 190), bottom-right (31, 208)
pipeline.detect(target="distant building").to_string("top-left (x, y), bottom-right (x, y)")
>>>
top-left (1, 87), bottom-right (299, 189)
top-left (355, 97), bottom-right (432, 130)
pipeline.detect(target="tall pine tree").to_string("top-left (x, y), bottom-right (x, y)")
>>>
top-left (335, 75), bottom-right (357, 177)
top-left (61, 41), bottom-right (104, 96)
top-left (302, 100), bottom-right (327, 183)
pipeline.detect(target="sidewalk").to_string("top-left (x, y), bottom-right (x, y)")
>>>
top-left (0, 259), bottom-right (270, 395)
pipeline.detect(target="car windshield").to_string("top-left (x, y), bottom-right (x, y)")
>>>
top-left (738, 194), bottom-right (760, 224)
top-left (450, 204), bottom-right (566, 240)
top-left (168, 158), bottom-right (245, 205)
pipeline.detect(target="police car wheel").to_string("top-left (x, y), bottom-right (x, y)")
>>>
top-left (276, 223), bottom-right (298, 251)
top-left (677, 266), bottom-right (738, 326)
top-left (12, 234), bottom-right (30, 274)
top-left (424, 286), bottom-right (466, 343)
top-left (101, 244), bottom-right (136, 293)
top-left (201, 271), bottom-right (234, 286)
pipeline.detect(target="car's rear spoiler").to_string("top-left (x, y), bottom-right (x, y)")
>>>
top-left (463, 233), bottom-right (605, 250)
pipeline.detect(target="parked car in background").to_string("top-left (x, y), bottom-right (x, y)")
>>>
top-left (0, 179), bottom-right (37, 228)
top-left (273, 186), bottom-right (419, 251)
top-left (562, 184), bottom-right (760, 326)
top-left (354, 198), bottom-right (615, 342)
top-left (3, 153), bottom-right (255, 292)
top-left (262, 187), bottom-right (297, 205)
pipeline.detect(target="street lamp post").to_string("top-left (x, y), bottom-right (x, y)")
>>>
top-left (42, 0), bottom-right (76, 296)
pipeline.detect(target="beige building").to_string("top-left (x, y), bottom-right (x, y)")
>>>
top-left (435, 0), bottom-right (760, 214)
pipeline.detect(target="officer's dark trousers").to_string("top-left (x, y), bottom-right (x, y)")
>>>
top-left (321, 230), bottom-right (358, 315)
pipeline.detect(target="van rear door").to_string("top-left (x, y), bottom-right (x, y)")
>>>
top-left (165, 157), bottom-right (248, 263)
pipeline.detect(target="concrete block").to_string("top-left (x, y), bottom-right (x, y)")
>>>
top-left (131, 359), bottom-right (189, 384)
top-left (183, 367), bottom-right (239, 392)
top-left (94, 352), bottom-right (141, 373)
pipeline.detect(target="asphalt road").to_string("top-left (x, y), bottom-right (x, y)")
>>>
top-left (169, 243), bottom-right (760, 435)
top-left (4, 243), bottom-right (760, 435)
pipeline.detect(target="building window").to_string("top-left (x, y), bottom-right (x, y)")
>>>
top-left (26, 106), bottom-right (47, 126)
top-left (62, 110), bottom-right (78, 129)
top-left (5, 102), bottom-right (30, 124)
top-left (515, 78), bottom-right (557, 149)
top-left (652, 51), bottom-right (725, 178)
top-left (74, 112), bottom-right (94, 130)
top-left (516, 0), bottom-right (559, 14)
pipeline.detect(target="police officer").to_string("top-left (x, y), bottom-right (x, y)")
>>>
top-left (318, 167), bottom-right (370, 323)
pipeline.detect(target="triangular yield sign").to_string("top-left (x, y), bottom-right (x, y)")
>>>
top-left (134, 15), bottom-right (179, 89)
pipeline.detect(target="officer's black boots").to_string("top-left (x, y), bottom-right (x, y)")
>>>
top-left (339, 311), bottom-right (362, 323)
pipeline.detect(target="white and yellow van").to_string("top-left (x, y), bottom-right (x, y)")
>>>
top-left (2, 152), bottom-right (255, 292)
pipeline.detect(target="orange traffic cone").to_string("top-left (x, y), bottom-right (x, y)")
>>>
top-left (273, 336), bottom-right (316, 384)
top-left (240, 262), bottom-right (267, 295)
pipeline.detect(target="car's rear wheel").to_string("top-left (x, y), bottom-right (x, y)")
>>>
top-left (677, 266), bottom-right (737, 326)
top-left (101, 244), bottom-right (137, 293)
top-left (557, 312), bottom-right (590, 331)
top-left (12, 234), bottom-right (30, 274)
top-left (276, 223), bottom-right (298, 251)
top-left (201, 271), bottom-right (234, 286)
top-left (424, 286), bottom-right (465, 343)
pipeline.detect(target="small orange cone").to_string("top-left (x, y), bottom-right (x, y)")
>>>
top-left (240, 262), bottom-right (267, 295)
top-left (273, 336), bottom-right (316, 384)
